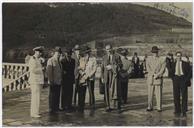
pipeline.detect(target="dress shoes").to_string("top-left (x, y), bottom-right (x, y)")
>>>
top-left (146, 108), bottom-right (153, 112)
top-left (31, 114), bottom-right (41, 118)
top-left (105, 108), bottom-right (113, 112)
top-left (174, 113), bottom-right (181, 118)
top-left (182, 113), bottom-right (187, 118)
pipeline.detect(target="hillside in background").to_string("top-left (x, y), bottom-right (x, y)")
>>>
top-left (3, 3), bottom-right (192, 50)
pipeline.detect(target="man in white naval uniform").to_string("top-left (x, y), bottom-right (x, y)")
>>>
top-left (28, 46), bottom-right (44, 118)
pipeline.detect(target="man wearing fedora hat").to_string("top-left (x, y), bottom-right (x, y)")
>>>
top-left (84, 47), bottom-right (97, 109)
top-left (146, 46), bottom-right (166, 112)
top-left (46, 46), bottom-right (63, 113)
top-left (76, 46), bottom-right (97, 112)
top-left (28, 46), bottom-right (44, 118)
top-left (101, 44), bottom-right (122, 112)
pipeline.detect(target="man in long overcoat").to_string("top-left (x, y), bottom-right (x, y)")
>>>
top-left (72, 45), bottom-right (80, 107)
top-left (101, 44), bottom-right (122, 112)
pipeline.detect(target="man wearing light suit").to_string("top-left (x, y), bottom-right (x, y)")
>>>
top-left (146, 46), bottom-right (166, 112)
top-left (47, 46), bottom-right (63, 113)
top-left (84, 47), bottom-right (97, 109)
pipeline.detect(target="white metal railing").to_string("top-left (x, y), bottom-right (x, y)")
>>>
top-left (2, 63), bottom-right (30, 92)
top-left (2, 63), bottom-right (29, 79)
top-left (3, 72), bottom-right (30, 92)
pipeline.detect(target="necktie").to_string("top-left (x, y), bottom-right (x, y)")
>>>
top-left (108, 55), bottom-right (110, 64)
top-left (58, 58), bottom-right (61, 69)
top-left (177, 61), bottom-right (181, 76)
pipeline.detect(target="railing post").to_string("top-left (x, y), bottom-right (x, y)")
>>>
top-left (12, 65), bottom-right (16, 79)
top-left (12, 81), bottom-right (16, 91)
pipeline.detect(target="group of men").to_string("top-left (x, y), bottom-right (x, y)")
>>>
top-left (146, 46), bottom-right (192, 119)
top-left (28, 44), bottom-right (192, 119)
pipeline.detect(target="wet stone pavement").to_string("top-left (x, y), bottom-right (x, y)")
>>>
top-left (3, 78), bottom-right (193, 126)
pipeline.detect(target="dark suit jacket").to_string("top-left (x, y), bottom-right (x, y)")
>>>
top-left (61, 57), bottom-right (75, 84)
top-left (171, 60), bottom-right (192, 87)
top-left (166, 57), bottom-right (174, 78)
top-left (132, 56), bottom-right (140, 66)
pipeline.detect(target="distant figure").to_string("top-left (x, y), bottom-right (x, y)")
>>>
top-left (61, 49), bottom-right (75, 112)
top-left (146, 46), bottom-right (166, 112)
top-left (166, 53), bottom-right (174, 78)
top-left (28, 46), bottom-right (44, 118)
top-left (132, 52), bottom-right (140, 78)
top-left (169, 51), bottom-right (192, 118)
top-left (72, 44), bottom-right (80, 107)
top-left (101, 44), bottom-right (122, 112)
top-left (46, 46), bottom-right (63, 113)
top-left (139, 62), bottom-right (145, 78)
top-left (118, 48), bottom-right (133, 104)
top-left (143, 54), bottom-right (148, 74)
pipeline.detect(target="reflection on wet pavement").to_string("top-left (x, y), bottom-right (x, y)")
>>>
top-left (3, 78), bottom-right (192, 126)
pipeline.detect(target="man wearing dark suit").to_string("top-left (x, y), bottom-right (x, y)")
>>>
top-left (101, 44), bottom-right (122, 112)
top-left (61, 49), bottom-right (75, 112)
top-left (170, 51), bottom-right (192, 117)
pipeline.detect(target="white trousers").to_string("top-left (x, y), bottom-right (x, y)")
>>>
top-left (148, 85), bottom-right (162, 110)
top-left (30, 84), bottom-right (41, 117)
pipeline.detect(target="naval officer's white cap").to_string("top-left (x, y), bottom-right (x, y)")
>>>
top-left (33, 46), bottom-right (44, 52)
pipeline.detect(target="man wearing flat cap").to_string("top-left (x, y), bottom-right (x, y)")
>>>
top-left (101, 44), bottom-right (122, 112)
top-left (46, 46), bottom-right (63, 113)
top-left (28, 46), bottom-right (44, 118)
top-left (146, 46), bottom-right (166, 112)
